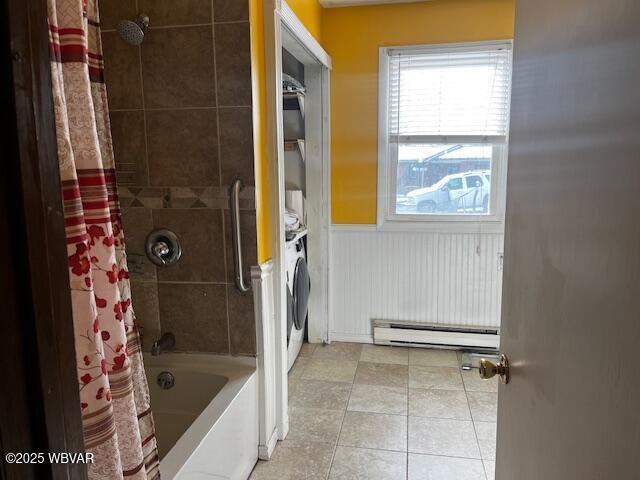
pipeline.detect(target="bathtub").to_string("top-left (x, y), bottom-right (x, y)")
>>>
top-left (144, 353), bottom-right (258, 479)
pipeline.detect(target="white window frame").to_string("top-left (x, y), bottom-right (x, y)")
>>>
top-left (377, 40), bottom-right (513, 233)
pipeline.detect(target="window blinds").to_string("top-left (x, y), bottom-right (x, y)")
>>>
top-left (387, 44), bottom-right (512, 141)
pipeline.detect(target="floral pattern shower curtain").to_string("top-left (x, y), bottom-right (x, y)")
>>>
top-left (48, 0), bottom-right (160, 478)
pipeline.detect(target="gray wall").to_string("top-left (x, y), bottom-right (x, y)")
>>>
top-left (99, 0), bottom-right (257, 355)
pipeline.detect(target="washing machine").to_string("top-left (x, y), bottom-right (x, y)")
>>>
top-left (285, 233), bottom-right (310, 371)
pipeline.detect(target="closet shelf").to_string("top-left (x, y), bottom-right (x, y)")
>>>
top-left (283, 90), bottom-right (305, 118)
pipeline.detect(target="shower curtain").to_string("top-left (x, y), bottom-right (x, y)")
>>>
top-left (48, 0), bottom-right (160, 478)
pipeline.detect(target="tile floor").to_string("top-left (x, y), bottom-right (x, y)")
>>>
top-left (250, 343), bottom-right (498, 480)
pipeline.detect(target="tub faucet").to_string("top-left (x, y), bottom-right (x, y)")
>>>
top-left (151, 332), bottom-right (175, 356)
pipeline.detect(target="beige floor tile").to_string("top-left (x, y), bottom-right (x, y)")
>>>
top-left (484, 460), bottom-right (495, 479)
top-left (249, 440), bottom-right (334, 480)
top-left (302, 357), bottom-right (358, 383)
top-left (409, 366), bottom-right (464, 390)
top-left (409, 388), bottom-right (471, 420)
top-left (409, 417), bottom-right (480, 458)
top-left (289, 379), bottom-right (351, 410)
top-left (288, 377), bottom-right (298, 400)
top-left (288, 355), bottom-right (309, 381)
top-left (298, 342), bottom-right (317, 357)
top-left (467, 391), bottom-right (498, 422)
top-left (474, 421), bottom-right (496, 461)
top-left (409, 348), bottom-right (459, 367)
top-left (287, 407), bottom-right (345, 444)
top-left (288, 356), bottom-right (309, 400)
top-left (360, 344), bottom-right (409, 365)
top-left (338, 411), bottom-right (407, 452)
top-left (408, 453), bottom-right (486, 480)
top-left (354, 361), bottom-right (408, 388)
top-left (462, 369), bottom-right (499, 393)
top-left (313, 342), bottom-right (363, 361)
top-left (348, 384), bottom-right (408, 415)
top-left (329, 446), bottom-right (407, 480)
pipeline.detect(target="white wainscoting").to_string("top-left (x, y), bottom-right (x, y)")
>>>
top-left (329, 226), bottom-right (504, 342)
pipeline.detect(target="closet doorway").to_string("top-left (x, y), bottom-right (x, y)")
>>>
top-left (265, 2), bottom-right (332, 445)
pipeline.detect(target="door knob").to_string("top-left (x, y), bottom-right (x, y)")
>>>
top-left (479, 354), bottom-right (510, 384)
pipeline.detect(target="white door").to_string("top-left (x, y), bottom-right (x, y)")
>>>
top-left (495, 0), bottom-right (640, 478)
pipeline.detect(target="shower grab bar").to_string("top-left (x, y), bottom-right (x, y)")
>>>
top-left (230, 178), bottom-right (250, 293)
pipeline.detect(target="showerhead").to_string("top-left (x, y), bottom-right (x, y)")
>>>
top-left (116, 14), bottom-right (149, 45)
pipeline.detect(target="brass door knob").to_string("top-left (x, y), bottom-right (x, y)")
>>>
top-left (479, 354), bottom-right (510, 384)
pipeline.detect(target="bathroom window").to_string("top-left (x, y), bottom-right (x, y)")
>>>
top-left (378, 41), bottom-right (512, 229)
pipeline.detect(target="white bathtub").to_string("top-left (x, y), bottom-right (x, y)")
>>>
top-left (144, 353), bottom-right (258, 479)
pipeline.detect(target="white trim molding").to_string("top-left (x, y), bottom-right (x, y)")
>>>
top-left (252, 261), bottom-right (278, 460)
top-left (281, 2), bottom-right (332, 69)
top-left (329, 333), bottom-right (375, 344)
top-left (263, 0), bottom-right (289, 442)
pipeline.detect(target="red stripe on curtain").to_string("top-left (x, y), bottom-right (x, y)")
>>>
top-left (47, 0), bottom-right (160, 476)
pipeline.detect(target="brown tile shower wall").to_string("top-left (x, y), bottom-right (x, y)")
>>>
top-left (99, 0), bottom-right (257, 355)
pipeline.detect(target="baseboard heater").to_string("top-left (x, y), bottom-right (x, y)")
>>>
top-left (372, 320), bottom-right (499, 350)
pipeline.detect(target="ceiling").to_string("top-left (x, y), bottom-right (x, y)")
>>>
top-left (319, 0), bottom-right (432, 7)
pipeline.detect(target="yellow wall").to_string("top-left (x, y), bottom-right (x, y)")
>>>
top-left (250, 0), bottom-right (271, 262)
top-left (322, 0), bottom-right (515, 223)
top-left (286, 0), bottom-right (324, 41)
top-left (251, 0), bottom-right (515, 258)
top-left (251, 0), bottom-right (323, 263)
